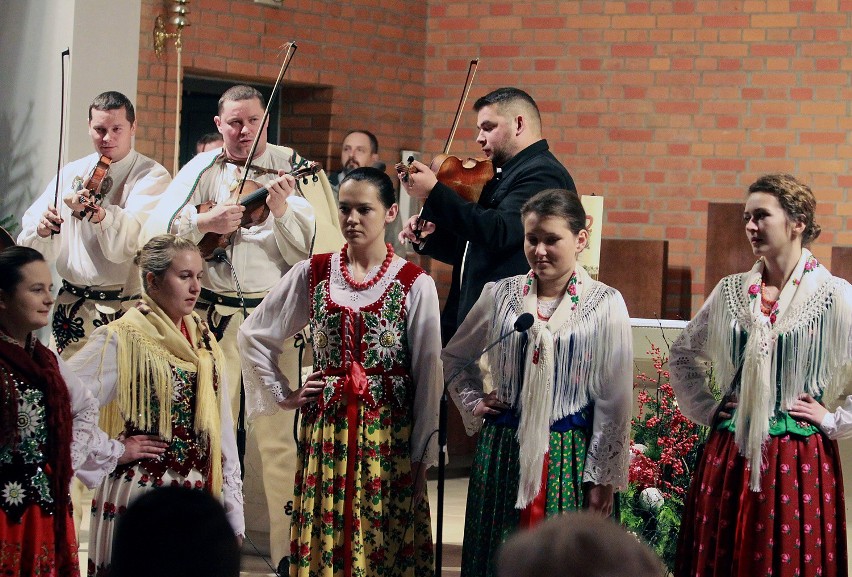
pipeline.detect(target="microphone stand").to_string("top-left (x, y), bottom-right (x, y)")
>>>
top-left (434, 313), bottom-right (534, 577)
top-left (213, 248), bottom-right (249, 477)
top-left (214, 247), bottom-right (285, 577)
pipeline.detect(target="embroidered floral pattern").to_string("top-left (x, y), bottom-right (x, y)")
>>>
top-left (1, 481), bottom-right (25, 506)
top-left (51, 302), bottom-right (86, 353)
top-left (526, 270), bottom-right (580, 310)
top-left (310, 280), bottom-right (342, 370)
top-left (792, 255), bottom-right (820, 286)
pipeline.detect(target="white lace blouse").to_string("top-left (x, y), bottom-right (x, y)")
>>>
top-left (443, 272), bottom-right (633, 491)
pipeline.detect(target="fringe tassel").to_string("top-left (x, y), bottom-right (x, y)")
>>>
top-left (516, 325), bottom-right (553, 508)
top-left (100, 324), bottom-right (176, 441)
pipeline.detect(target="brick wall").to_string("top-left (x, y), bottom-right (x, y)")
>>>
top-left (136, 0), bottom-right (429, 179)
top-left (424, 1), bottom-right (852, 316)
top-left (137, 0), bottom-right (851, 318)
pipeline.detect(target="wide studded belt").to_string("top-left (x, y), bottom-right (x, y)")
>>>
top-left (61, 280), bottom-right (133, 301)
top-left (199, 287), bottom-right (265, 309)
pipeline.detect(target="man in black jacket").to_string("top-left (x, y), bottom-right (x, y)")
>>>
top-left (399, 87), bottom-right (576, 342)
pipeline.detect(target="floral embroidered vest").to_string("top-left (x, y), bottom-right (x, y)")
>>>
top-left (306, 253), bottom-right (423, 417)
top-left (0, 365), bottom-right (56, 521)
top-left (112, 365), bottom-right (212, 484)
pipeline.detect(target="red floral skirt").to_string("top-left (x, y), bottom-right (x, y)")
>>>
top-left (0, 504), bottom-right (80, 577)
top-left (675, 429), bottom-right (847, 577)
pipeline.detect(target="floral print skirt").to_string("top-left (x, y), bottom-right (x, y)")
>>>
top-left (0, 505), bottom-right (79, 577)
top-left (289, 402), bottom-right (433, 577)
top-left (460, 422), bottom-right (589, 577)
top-left (676, 429), bottom-right (847, 577)
top-left (87, 465), bottom-right (206, 577)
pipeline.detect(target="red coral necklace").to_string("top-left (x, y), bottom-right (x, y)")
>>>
top-left (340, 242), bottom-right (394, 290)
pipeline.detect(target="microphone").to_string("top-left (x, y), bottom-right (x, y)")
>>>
top-left (211, 247), bottom-right (227, 262)
top-left (513, 311), bottom-right (534, 332)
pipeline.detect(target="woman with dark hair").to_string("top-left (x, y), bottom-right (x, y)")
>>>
top-left (240, 166), bottom-right (443, 577)
top-left (443, 188), bottom-right (633, 577)
top-left (0, 247), bottom-right (126, 576)
top-left (68, 234), bottom-right (244, 576)
top-left (671, 173), bottom-right (852, 577)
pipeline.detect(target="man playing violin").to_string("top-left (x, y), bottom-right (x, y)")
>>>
top-left (149, 84), bottom-right (343, 572)
top-left (399, 87), bottom-right (576, 342)
top-left (18, 90), bottom-right (171, 357)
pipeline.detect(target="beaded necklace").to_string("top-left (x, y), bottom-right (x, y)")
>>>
top-left (340, 242), bottom-right (394, 290)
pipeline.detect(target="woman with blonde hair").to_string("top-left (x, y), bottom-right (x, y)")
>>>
top-left (69, 234), bottom-right (244, 576)
top-left (671, 174), bottom-right (852, 576)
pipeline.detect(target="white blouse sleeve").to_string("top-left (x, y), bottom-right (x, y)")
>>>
top-left (670, 283), bottom-right (725, 427)
top-left (405, 273), bottom-right (443, 468)
top-left (582, 290), bottom-right (633, 491)
top-left (442, 283), bottom-right (495, 436)
top-left (272, 196), bottom-right (315, 266)
top-left (64, 329), bottom-right (124, 488)
top-left (216, 372), bottom-right (245, 536)
top-left (238, 260), bottom-right (312, 418)
top-left (818, 283), bottom-right (852, 439)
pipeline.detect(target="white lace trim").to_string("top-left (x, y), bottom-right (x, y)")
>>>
top-left (584, 419), bottom-right (630, 490)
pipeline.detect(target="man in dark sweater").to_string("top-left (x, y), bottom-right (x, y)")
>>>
top-left (399, 87), bottom-right (576, 342)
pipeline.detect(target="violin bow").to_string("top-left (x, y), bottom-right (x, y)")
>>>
top-left (52, 48), bottom-right (71, 235)
top-left (235, 41), bottom-right (298, 199)
top-left (403, 58), bottom-right (479, 239)
top-left (443, 58), bottom-right (479, 156)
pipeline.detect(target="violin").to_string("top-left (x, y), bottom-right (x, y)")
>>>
top-left (196, 161), bottom-right (320, 260)
top-left (72, 155), bottom-right (112, 221)
top-left (396, 59), bottom-right (492, 208)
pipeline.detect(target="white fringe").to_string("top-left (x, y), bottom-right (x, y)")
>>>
top-left (709, 272), bottom-right (852, 491)
top-left (487, 275), bottom-right (632, 508)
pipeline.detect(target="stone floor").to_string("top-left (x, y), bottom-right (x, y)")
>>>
top-left (78, 477), bottom-right (469, 577)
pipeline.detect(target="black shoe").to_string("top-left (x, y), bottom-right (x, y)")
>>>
top-left (277, 556), bottom-right (289, 576)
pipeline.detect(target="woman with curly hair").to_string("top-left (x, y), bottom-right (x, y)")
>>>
top-left (671, 174), bottom-right (852, 577)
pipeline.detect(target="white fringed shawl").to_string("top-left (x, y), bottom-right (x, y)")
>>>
top-left (489, 266), bottom-right (632, 508)
top-left (707, 249), bottom-right (852, 491)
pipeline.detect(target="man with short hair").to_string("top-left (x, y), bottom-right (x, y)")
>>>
top-left (151, 84), bottom-right (343, 572)
top-left (196, 132), bottom-right (224, 154)
top-left (328, 129), bottom-right (380, 192)
top-left (399, 87), bottom-right (576, 342)
top-left (19, 90), bottom-right (171, 357)
top-left (18, 90), bottom-right (172, 537)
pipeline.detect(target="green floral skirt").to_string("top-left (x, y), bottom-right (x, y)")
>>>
top-left (460, 420), bottom-right (589, 577)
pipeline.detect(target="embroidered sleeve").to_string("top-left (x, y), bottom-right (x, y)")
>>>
top-left (217, 372), bottom-right (245, 536)
top-left (60, 353), bottom-right (125, 489)
top-left (820, 280), bottom-right (852, 439)
top-left (238, 260), bottom-right (312, 419)
top-left (442, 284), bottom-right (496, 436)
top-left (406, 274), bottom-right (444, 468)
top-left (670, 284), bottom-right (723, 427)
top-left (582, 290), bottom-right (632, 490)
